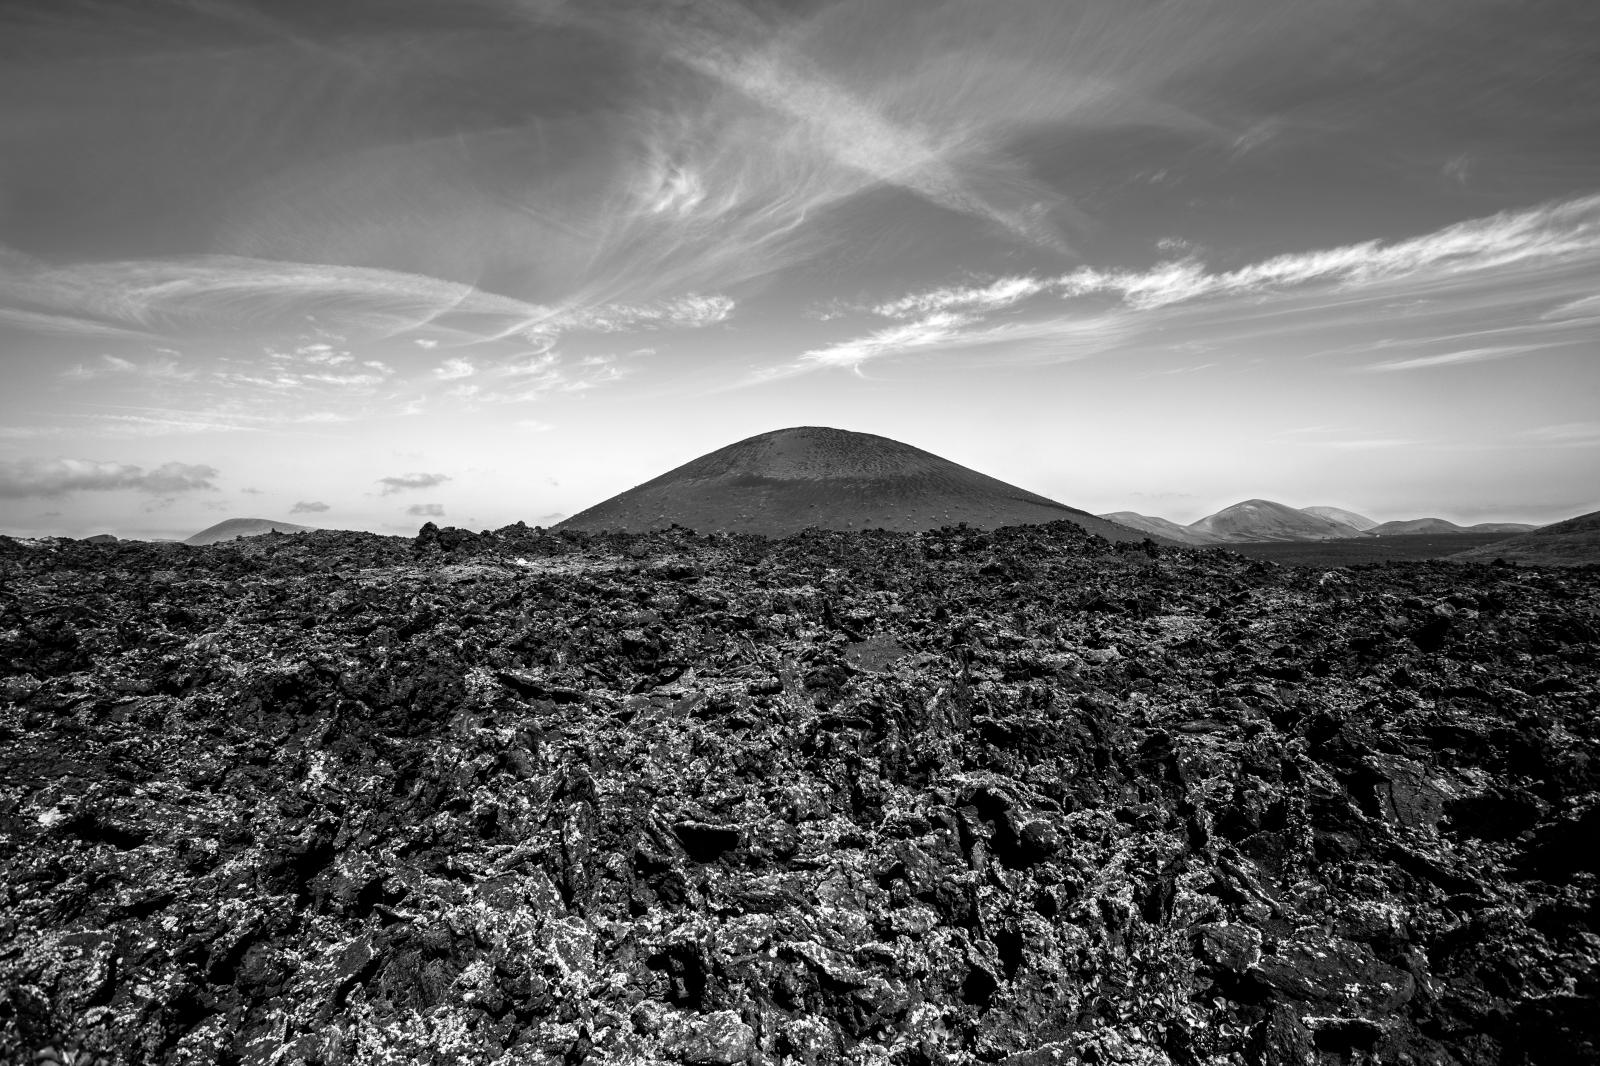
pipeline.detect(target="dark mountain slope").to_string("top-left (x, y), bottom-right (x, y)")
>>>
top-left (560, 426), bottom-right (1154, 541)
top-left (1453, 509), bottom-right (1600, 565)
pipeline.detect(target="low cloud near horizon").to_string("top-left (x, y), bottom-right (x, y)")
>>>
top-left (406, 503), bottom-right (445, 517)
top-left (379, 472), bottom-right (450, 495)
top-left (0, 458), bottom-right (219, 499)
top-left (290, 500), bottom-right (330, 514)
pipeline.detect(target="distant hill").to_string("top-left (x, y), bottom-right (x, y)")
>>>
top-left (1189, 499), bottom-right (1371, 542)
top-left (1369, 517), bottom-right (1464, 536)
top-left (81, 533), bottom-right (119, 544)
top-left (1452, 509), bottom-right (1600, 566)
top-left (1365, 518), bottom-right (1538, 536)
top-left (185, 518), bottom-right (313, 546)
top-left (1465, 522), bottom-right (1538, 534)
top-left (1098, 512), bottom-right (1225, 547)
top-left (558, 426), bottom-right (1157, 542)
top-left (1301, 505), bottom-right (1378, 531)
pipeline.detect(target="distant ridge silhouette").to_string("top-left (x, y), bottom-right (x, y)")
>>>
top-left (558, 426), bottom-right (1154, 541)
top-left (185, 518), bottom-right (313, 545)
top-left (1452, 509), bottom-right (1600, 566)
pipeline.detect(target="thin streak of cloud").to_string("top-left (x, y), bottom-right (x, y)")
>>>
top-left (798, 312), bottom-right (979, 372)
top-left (63, 354), bottom-right (198, 382)
top-left (1363, 343), bottom-right (1562, 373)
top-left (872, 277), bottom-right (1048, 319)
top-left (759, 308), bottom-right (1131, 382)
top-left (1052, 193), bottom-right (1600, 310)
top-left (0, 253), bottom-right (543, 340)
top-left (1542, 294), bottom-right (1600, 321)
top-left (1518, 422), bottom-right (1600, 447)
top-left (0, 307), bottom-right (155, 339)
top-left (0, 250), bottom-right (736, 351)
top-left (854, 192), bottom-right (1600, 320)
top-left (1323, 439), bottom-right (1423, 450)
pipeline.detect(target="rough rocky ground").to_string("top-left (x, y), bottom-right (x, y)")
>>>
top-left (2, 522), bottom-right (1597, 1065)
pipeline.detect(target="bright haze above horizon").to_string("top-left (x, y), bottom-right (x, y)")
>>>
top-left (2, 0), bottom-right (1598, 540)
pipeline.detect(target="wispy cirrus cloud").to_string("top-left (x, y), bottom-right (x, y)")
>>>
top-left (1362, 343), bottom-right (1564, 373)
top-left (0, 458), bottom-right (219, 499)
top-left (379, 472), bottom-right (450, 495)
top-left (776, 192), bottom-right (1600, 377)
top-left (871, 277), bottom-right (1048, 319)
top-left (1518, 422), bottom-right (1600, 447)
top-left (1048, 192), bottom-right (1600, 310)
top-left (0, 250), bottom-right (737, 354)
top-left (62, 353), bottom-right (197, 382)
top-left (569, 294), bottom-right (736, 333)
top-left (797, 312), bottom-right (978, 371)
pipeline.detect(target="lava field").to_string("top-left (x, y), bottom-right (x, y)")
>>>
top-left (1, 522), bottom-right (1597, 1065)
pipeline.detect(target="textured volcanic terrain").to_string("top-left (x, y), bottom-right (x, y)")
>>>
top-left (2, 525), bottom-right (1598, 1065)
top-left (184, 519), bottom-right (314, 546)
top-left (1223, 532), bottom-right (1527, 568)
top-left (558, 427), bottom-right (1149, 542)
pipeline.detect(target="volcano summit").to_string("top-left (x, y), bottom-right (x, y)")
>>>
top-left (558, 426), bottom-right (1149, 541)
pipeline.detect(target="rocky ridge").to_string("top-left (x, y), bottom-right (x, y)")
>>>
top-left (1, 522), bottom-right (1597, 1064)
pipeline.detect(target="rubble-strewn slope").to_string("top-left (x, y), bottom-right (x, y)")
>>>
top-left (2, 523), bottom-right (1597, 1065)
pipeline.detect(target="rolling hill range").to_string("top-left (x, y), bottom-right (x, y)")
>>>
top-left (1188, 499), bottom-right (1370, 542)
top-left (1107, 502), bottom-right (1537, 547)
top-left (184, 518), bottom-right (314, 546)
top-left (1366, 518), bottom-right (1535, 536)
top-left (1096, 512), bottom-right (1225, 547)
top-left (558, 426), bottom-right (1155, 542)
top-left (1452, 509), bottom-right (1600, 566)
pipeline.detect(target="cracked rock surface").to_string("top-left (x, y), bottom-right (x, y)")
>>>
top-left (2, 522), bottom-right (1597, 1065)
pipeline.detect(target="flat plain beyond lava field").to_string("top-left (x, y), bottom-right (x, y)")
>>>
top-left (2, 524), bottom-right (1598, 1065)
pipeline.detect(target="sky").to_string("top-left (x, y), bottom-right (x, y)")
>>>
top-left (1, 0), bottom-right (1597, 539)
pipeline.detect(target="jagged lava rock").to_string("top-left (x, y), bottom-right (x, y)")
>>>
top-left (1, 522), bottom-right (1597, 1064)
